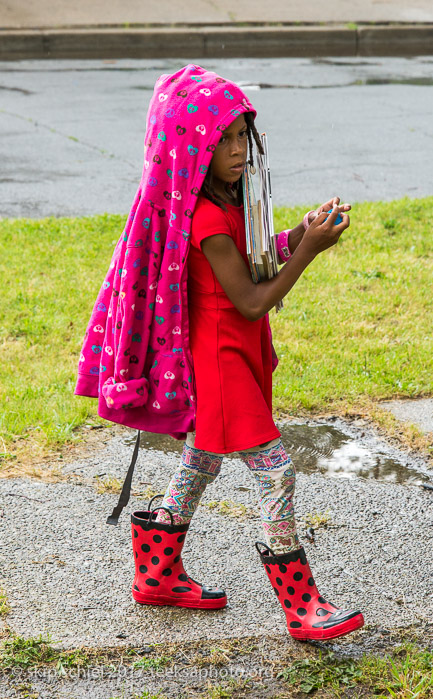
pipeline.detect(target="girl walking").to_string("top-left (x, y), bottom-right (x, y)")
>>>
top-left (75, 64), bottom-right (364, 641)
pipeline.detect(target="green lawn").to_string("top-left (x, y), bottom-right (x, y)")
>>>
top-left (1, 197), bottom-right (432, 462)
top-left (272, 198), bottom-right (433, 412)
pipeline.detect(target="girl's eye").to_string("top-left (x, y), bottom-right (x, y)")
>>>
top-left (218, 136), bottom-right (227, 145)
top-left (240, 130), bottom-right (247, 138)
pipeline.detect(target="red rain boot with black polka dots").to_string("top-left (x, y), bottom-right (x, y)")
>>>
top-left (256, 543), bottom-right (364, 641)
top-left (131, 507), bottom-right (227, 609)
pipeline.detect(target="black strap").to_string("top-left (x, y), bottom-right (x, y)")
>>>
top-left (148, 493), bottom-right (164, 511)
top-left (106, 430), bottom-right (141, 526)
top-left (150, 506), bottom-right (175, 526)
top-left (255, 541), bottom-right (276, 557)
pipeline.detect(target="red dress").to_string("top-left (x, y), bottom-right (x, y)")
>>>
top-left (187, 196), bottom-right (280, 453)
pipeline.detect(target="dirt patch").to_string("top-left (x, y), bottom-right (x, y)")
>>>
top-left (0, 423), bottom-right (128, 482)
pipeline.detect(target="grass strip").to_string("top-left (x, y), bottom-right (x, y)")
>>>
top-left (277, 643), bottom-right (433, 697)
top-left (1, 197), bottom-right (432, 465)
top-left (1, 631), bottom-right (432, 697)
top-left (0, 633), bottom-right (89, 673)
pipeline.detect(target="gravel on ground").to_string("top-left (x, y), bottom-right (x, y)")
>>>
top-left (1, 418), bottom-right (432, 697)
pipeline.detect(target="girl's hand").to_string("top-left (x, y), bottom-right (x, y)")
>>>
top-left (307, 197), bottom-right (351, 226)
top-left (302, 205), bottom-right (350, 256)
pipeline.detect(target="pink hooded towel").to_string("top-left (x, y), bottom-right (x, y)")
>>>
top-left (75, 64), bottom-right (277, 439)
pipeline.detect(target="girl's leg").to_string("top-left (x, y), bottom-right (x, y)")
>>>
top-left (240, 440), bottom-right (364, 640)
top-left (156, 434), bottom-right (223, 525)
top-left (132, 434), bottom-right (226, 609)
top-left (238, 439), bottom-right (299, 555)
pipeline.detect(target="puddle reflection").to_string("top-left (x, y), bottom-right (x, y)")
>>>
top-left (278, 424), bottom-right (425, 485)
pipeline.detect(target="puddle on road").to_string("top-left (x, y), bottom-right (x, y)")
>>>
top-left (277, 423), bottom-right (428, 485)
top-left (361, 77), bottom-right (433, 87)
top-left (128, 422), bottom-right (431, 486)
top-left (239, 77), bottom-right (433, 90)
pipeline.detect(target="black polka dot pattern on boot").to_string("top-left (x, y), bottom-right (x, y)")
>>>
top-left (293, 572), bottom-right (303, 581)
top-left (145, 578), bottom-right (159, 587)
top-left (135, 551), bottom-right (138, 559)
top-left (162, 568), bottom-right (172, 577)
top-left (284, 599), bottom-right (292, 608)
top-left (164, 547), bottom-right (173, 556)
top-left (286, 586), bottom-right (295, 595)
top-left (273, 587), bottom-right (280, 596)
top-left (172, 586), bottom-right (191, 593)
top-left (151, 556), bottom-right (159, 565)
top-left (297, 608), bottom-right (307, 617)
top-left (177, 534), bottom-right (186, 543)
top-left (139, 565), bottom-right (148, 574)
top-left (174, 555), bottom-right (181, 563)
top-left (141, 543), bottom-right (151, 553)
top-left (133, 584), bottom-right (140, 591)
top-left (279, 564), bottom-right (287, 573)
top-left (178, 573), bottom-right (189, 582)
top-left (318, 596), bottom-right (327, 604)
top-left (265, 565), bottom-right (271, 574)
top-left (133, 529), bottom-right (138, 538)
top-left (302, 593), bottom-right (312, 602)
top-left (290, 621), bottom-right (302, 628)
top-left (276, 577), bottom-right (282, 586)
top-left (308, 577), bottom-right (315, 587)
top-left (153, 534), bottom-right (162, 543)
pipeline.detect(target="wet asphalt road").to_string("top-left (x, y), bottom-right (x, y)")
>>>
top-left (1, 56), bottom-right (433, 218)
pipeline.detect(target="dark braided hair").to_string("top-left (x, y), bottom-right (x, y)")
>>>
top-left (201, 111), bottom-right (264, 210)
top-left (244, 112), bottom-right (264, 166)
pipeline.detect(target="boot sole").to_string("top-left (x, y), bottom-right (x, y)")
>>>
top-left (288, 613), bottom-right (364, 641)
top-left (132, 589), bottom-right (227, 610)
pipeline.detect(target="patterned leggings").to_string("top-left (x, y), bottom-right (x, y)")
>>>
top-left (156, 438), bottom-right (299, 555)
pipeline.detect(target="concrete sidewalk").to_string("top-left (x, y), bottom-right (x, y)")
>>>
top-left (1, 0), bottom-right (433, 60)
top-left (2, 0), bottom-right (433, 28)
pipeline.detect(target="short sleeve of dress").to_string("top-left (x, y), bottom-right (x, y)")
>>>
top-left (191, 198), bottom-right (233, 250)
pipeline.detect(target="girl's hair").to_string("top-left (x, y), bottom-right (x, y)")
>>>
top-left (201, 112), bottom-right (264, 210)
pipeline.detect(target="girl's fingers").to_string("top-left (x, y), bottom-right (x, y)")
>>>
top-left (335, 213), bottom-right (350, 230)
top-left (323, 197), bottom-right (340, 211)
top-left (312, 211), bottom-right (328, 225)
top-left (325, 206), bottom-right (341, 226)
top-left (309, 208), bottom-right (350, 232)
top-left (324, 209), bottom-right (350, 231)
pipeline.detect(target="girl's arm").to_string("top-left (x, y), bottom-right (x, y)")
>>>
top-left (201, 206), bottom-right (349, 322)
top-left (287, 223), bottom-right (305, 253)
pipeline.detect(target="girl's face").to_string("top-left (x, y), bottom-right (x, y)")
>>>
top-left (210, 114), bottom-right (248, 190)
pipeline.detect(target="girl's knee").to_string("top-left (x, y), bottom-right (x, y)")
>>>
top-left (181, 442), bottom-right (223, 478)
top-left (238, 439), bottom-right (293, 472)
